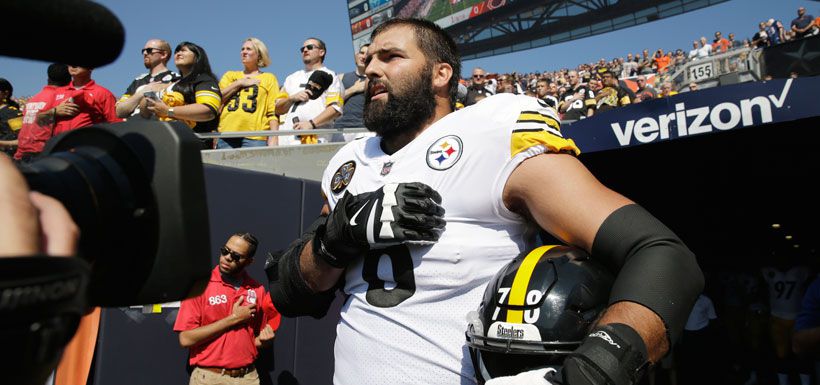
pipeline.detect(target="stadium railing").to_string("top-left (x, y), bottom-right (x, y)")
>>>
top-left (667, 47), bottom-right (762, 92)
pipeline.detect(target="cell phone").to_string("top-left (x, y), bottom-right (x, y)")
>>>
top-left (143, 91), bottom-right (159, 100)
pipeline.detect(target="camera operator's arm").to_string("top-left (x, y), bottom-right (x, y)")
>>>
top-left (0, 155), bottom-right (78, 257)
top-left (178, 295), bottom-right (257, 348)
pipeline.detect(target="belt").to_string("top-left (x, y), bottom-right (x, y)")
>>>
top-left (198, 365), bottom-right (254, 378)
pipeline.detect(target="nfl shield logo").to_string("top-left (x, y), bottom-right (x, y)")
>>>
top-left (381, 161), bottom-right (393, 176)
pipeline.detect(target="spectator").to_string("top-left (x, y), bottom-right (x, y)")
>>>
top-left (173, 232), bottom-right (275, 385)
top-left (767, 19), bottom-right (785, 46)
top-left (52, 66), bottom-right (120, 136)
top-left (14, 64), bottom-right (71, 162)
top-left (143, 42), bottom-right (222, 150)
top-left (688, 82), bottom-right (699, 92)
top-left (535, 78), bottom-right (558, 110)
top-left (639, 49), bottom-right (654, 74)
top-left (657, 81), bottom-right (678, 98)
top-left (0, 78), bottom-right (23, 156)
top-left (335, 43), bottom-right (370, 141)
top-left (594, 68), bottom-right (630, 114)
top-left (713, 31), bottom-right (731, 54)
top-left (276, 38), bottom-right (342, 145)
top-left (673, 49), bottom-right (687, 70)
top-left (698, 36), bottom-right (713, 58)
top-left (634, 75), bottom-right (657, 103)
top-left (558, 70), bottom-right (595, 120)
top-left (115, 39), bottom-right (180, 118)
top-left (752, 21), bottom-right (770, 48)
top-left (679, 293), bottom-right (718, 385)
top-left (791, 7), bottom-right (818, 39)
top-left (622, 54), bottom-right (638, 77)
top-left (653, 48), bottom-right (672, 73)
top-left (727, 33), bottom-right (739, 49)
top-left (688, 40), bottom-right (700, 61)
top-left (464, 67), bottom-right (493, 106)
top-left (216, 37), bottom-right (280, 149)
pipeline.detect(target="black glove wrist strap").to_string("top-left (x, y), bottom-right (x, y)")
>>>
top-left (312, 224), bottom-right (348, 269)
top-left (568, 323), bottom-right (650, 385)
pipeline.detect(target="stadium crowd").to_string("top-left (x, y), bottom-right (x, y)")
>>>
top-left (0, 6), bottom-right (817, 157)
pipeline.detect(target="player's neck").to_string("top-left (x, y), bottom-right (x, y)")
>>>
top-left (381, 100), bottom-right (452, 154)
top-left (305, 61), bottom-right (323, 71)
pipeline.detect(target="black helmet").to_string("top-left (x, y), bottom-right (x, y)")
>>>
top-left (466, 245), bottom-right (614, 384)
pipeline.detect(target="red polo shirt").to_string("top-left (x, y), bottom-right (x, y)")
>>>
top-left (15, 85), bottom-right (61, 159)
top-left (53, 80), bottom-right (121, 135)
top-left (174, 267), bottom-right (266, 368)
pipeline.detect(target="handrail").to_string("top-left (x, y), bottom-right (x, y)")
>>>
top-left (196, 127), bottom-right (371, 139)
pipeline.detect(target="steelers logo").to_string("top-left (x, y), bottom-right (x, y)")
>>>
top-left (426, 135), bottom-right (463, 171)
top-left (331, 161), bottom-right (356, 195)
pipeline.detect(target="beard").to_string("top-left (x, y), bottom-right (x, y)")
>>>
top-left (363, 63), bottom-right (436, 139)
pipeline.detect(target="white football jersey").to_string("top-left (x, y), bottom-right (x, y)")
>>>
top-left (762, 265), bottom-right (812, 320)
top-left (321, 94), bottom-right (579, 385)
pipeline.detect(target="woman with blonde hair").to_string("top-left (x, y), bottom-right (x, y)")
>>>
top-left (216, 37), bottom-right (281, 148)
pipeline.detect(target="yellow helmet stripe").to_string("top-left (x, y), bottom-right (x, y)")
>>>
top-left (506, 245), bottom-right (557, 323)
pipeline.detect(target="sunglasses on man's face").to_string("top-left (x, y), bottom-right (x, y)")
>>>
top-left (142, 47), bottom-right (164, 55)
top-left (300, 44), bottom-right (319, 53)
top-left (220, 246), bottom-right (247, 262)
top-left (473, 74), bottom-right (485, 79)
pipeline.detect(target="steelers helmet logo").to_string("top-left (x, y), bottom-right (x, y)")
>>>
top-left (331, 161), bottom-right (356, 195)
top-left (426, 135), bottom-right (463, 171)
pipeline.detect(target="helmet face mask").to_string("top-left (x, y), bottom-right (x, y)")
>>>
top-left (466, 245), bottom-right (614, 384)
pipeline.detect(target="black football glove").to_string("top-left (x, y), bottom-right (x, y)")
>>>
top-left (314, 182), bottom-right (446, 268)
top-left (544, 324), bottom-right (650, 385)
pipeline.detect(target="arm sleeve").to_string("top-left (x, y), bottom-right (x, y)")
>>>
top-left (173, 296), bottom-right (202, 332)
top-left (194, 77), bottom-right (222, 115)
top-left (324, 72), bottom-right (343, 112)
top-left (264, 74), bottom-right (280, 128)
top-left (101, 90), bottom-right (122, 123)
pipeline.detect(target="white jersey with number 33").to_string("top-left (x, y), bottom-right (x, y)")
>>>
top-left (321, 94), bottom-right (580, 385)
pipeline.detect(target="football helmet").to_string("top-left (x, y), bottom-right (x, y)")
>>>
top-left (465, 245), bottom-right (615, 384)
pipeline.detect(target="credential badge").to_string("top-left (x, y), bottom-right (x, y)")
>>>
top-left (426, 135), bottom-right (463, 171)
top-left (331, 161), bottom-right (356, 195)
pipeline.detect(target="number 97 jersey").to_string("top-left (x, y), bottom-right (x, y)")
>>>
top-left (321, 94), bottom-right (580, 385)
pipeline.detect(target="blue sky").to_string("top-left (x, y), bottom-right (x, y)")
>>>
top-left (1, 0), bottom-right (816, 98)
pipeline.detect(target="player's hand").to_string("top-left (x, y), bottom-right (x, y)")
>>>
top-left (314, 182), bottom-right (446, 268)
top-left (230, 295), bottom-right (258, 324)
top-left (54, 101), bottom-right (79, 118)
top-left (290, 90), bottom-right (312, 103)
top-left (486, 368), bottom-right (557, 385)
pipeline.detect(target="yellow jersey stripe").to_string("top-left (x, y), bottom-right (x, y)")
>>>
top-left (511, 130), bottom-right (581, 157)
top-left (517, 112), bottom-right (560, 131)
top-left (506, 245), bottom-right (557, 323)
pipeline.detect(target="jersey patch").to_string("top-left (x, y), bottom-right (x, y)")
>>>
top-left (426, 135), bottom-right (463, 171)
top-left (331, 161), bottom-right (356, 195)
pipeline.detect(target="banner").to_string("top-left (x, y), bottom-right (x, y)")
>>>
top-left (563, 77), bottom-right (820, 153)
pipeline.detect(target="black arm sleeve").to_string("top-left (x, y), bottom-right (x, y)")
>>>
top-left (591, 204), bottom-right (704, 346)
top-left (265, 216), bottom-right (338, 318)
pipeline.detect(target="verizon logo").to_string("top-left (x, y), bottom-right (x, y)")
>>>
top-left (611, 79), bottom-right (792, 146)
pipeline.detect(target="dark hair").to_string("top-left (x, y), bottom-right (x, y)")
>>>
top-left (232, 232), bottom-right (258, 258)
top-left (0, 78), bottom-right (19, 109)
top-left (47, 64), bottom-right (71, 86)
top-left (306, 37), bottom-right (327, 62)
top-left (174, 41), bottom-right (217, 103)
top-left (371, 18), bottom-right (461, 110)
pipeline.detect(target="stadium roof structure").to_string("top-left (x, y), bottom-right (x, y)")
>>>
top-left (451, 0), bottom-right (730, 60)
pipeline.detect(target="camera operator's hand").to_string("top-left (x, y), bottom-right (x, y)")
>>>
top-left (313, 182), bottom-right (446, 268)
top-left (230, 295), bottom-right (258, 324)
top-left (0, 155), bottom-right (78, 257)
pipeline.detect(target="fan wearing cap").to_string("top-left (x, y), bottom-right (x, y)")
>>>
top-left (0, 78), bottom-right (23, 156)
top-left (594, 68), bottom-right (630, 114)
top-left (275, 38), bottom-right (343, 145)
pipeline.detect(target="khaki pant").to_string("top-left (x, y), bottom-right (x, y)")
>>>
top-left (189, 366), bottom-right (260, 385)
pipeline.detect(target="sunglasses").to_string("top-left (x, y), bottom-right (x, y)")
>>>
top-left (220, 246), bottom-right (247, 262)
top-left (141, 47), bottom-right (164, 55)
top-left (472, 74), bottom-right (485, 79)
top-left (300, 44), bottom-right (319, 53)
